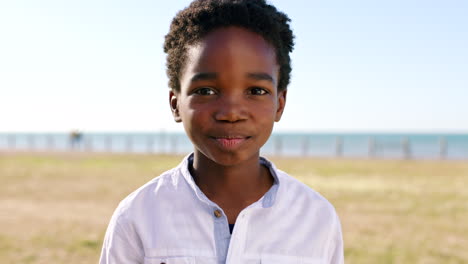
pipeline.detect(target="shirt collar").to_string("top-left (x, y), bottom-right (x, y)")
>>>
top-left (179, 153), bottom-right (279, 209)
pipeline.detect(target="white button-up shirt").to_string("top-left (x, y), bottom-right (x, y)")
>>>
top-left (100, 154), bottom-right (344, 264)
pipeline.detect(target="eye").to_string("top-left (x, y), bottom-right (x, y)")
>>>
top-left (194, 87), bottom-right (216, 95)
top-left (249, 87), bottom-right (269, 95)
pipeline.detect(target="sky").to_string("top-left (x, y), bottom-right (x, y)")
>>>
top-left (0, 0), bottom-right (467, 133)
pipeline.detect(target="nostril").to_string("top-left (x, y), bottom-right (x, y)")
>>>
top-left (214, 107), bottom-right (248, 122)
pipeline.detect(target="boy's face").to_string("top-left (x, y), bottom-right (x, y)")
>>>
top-left (170, 26), bottom-right (286, 166)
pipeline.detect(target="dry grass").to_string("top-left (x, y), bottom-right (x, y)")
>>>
top-left (0, 153), bottom-right (467, 263)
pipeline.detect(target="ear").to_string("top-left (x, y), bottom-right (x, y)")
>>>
top-left (169, 90), bottom-right (182, 123)
top-left (275, 89), bottom-right (287, 122)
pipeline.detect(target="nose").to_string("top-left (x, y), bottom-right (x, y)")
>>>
top-left (214, 94), bottom-right (248, 123)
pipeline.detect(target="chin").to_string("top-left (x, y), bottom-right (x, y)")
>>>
top-left (197, 149), bottom-right (259, 167)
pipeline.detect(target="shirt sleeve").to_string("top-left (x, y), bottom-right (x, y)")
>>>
top-left (100, 213), bottom-right (144, 264)
top-left (328, 212), bottom-right (344, 264)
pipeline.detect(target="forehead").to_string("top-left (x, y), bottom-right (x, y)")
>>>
top-left (184, 27), bottom-right (278, 76)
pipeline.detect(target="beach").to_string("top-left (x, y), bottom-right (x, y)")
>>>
top-left (0, 153), bottom-right (467, 263)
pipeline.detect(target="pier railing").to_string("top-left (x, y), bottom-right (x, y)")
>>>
top-left (0, 133), bottom-right (463, 160)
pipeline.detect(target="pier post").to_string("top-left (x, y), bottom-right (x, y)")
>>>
top-left (368, 137), bottom-right (376, 158)
top-left (402, 137), bottom-right (411, 159)
top-left (85, 136), bottom-right (93, 152)
top-left (8, 134), bottom-right (16, 150)
top-left (160, 132), bottom-right (166, 154)
top-left (126, 135), bottom-right (133, 153)
top-left (171, 134), bottom-right (178, 154)
top-left (47, 134), bottom-right (54, 151)
top-left (301, 136), bottom-right (309, 156)
top-left (439, 137), bottom-right (447, 160)
top-left (28, 134), bottom-right (35, 151)
top-left (335, 136), bottom-right (343, 157)
top-left (106, 136), bottom-right (112, 153)
top-left (147, 136), bottom-right (154, 154)
top-left (275, 135), bottom-right (282, 156)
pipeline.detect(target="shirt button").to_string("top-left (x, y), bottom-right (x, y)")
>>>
top-left (214, 209), bottom-right (222, 218)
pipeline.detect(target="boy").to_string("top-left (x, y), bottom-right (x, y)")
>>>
top-left (100, 0), bottom-right (344, 263)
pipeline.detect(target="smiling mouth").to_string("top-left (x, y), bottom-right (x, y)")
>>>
top-left (212, 136), bottom-right (251, 149)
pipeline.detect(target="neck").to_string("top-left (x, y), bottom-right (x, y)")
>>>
top-left (189, 152), bottom-right (273, 206)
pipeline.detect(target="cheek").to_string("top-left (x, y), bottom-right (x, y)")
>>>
top-left (179, 98), bottom-right (199, 117)
top-left (180, 103), bottom-right (211, 125)
top-left (251, 101), bottom-right (278, 118)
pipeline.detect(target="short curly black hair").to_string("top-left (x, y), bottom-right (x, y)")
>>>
top-left (164, 0), bottom-right (294, 92)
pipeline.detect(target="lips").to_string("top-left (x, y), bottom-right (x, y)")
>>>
top-left (211, 135), bottom-right (251, 149)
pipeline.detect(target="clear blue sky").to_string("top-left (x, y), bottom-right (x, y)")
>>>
top-left (1, 0), bottom-right (467, 133)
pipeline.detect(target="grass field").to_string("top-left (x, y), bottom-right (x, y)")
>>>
top-left (0, 153), bottom-right (467, 264)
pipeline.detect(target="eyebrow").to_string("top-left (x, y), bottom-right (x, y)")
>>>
top-left (189, 72), bottom-right (275, 84)
top-left (190, 72), bottom-right (218, 82)
top-left (247, 72), bottom-right (275, 84)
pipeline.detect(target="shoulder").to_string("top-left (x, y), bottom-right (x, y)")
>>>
top-left (110, 166), bottom-right (184, 223)
top-left (275, 168), bottom-right (338, 218)
top-left (100, 165), bottom-right (185, 263)
top-left (267, 165), bottom-right (343, 254)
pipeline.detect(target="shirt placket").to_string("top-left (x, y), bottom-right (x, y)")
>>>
top-left (225, 208), bottom-right (253, 264)
top-left (211, 206), bottom-right (231, 264)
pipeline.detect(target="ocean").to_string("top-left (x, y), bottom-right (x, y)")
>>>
top-left (0, 132), bottom-right (467, 160)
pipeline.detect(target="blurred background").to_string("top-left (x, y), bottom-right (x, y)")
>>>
top-left (0, 0), bottom-right (467, 263)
